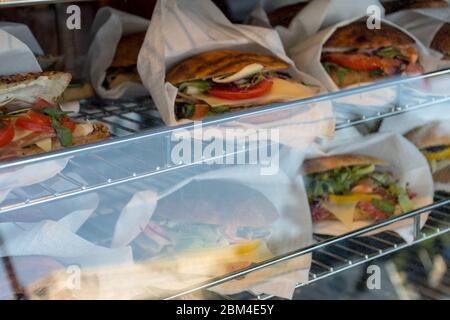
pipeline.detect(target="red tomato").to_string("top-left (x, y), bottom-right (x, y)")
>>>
top-left (26, 110), bottom-right (51, 126)
top-left (0, 120), bottom-right (15, 148)
top-left (61, 116), bottom-right (76, 132)
top-left (15, 117), bottom-right (54, 133)
top-left (322, 53), bottom-right (401, 72)
top-left (209, 79), bottom-right (273, 100)
top-left (32, 98), bottom-right (52, 109)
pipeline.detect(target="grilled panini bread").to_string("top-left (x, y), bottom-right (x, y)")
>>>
top-left (431, 23), bottom-right (450, 61)
top-left (0, 72), bottom-right (109, 161)
top-left (0, 120), bottom-right (110, 161)
top-left (302, 154), bottom-right (416, 227)
top-left (405, 121), bottom-right (450, 183)
top-left (382, 0), bottom-right (448, 14)
top-left (103, 32), bottom-right (145, 90)
top-left (322, 20), bottom-right (423, 88)
top-left (167, 50), bottom-right (319, 120)
top-left (267, 2), bottom-right (309, 28)
top-left (0, 72), bottom-right (71, 113)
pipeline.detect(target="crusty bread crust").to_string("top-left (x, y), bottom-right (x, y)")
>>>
top-left (268, 2), bottom-right (308, 27)
top-left (431, 23), bottom-right (450, 60)
top-left (166, 50), bottom-right (290, 85)
top-left (111, 32), bottom-right (146, 68)
top-left (324, 20), bottom-right (415, 49)
top-left (382, 0), bottom-right (448, 14)
top-left (0, 71), bottom-right (71, 91)
top-left (433, 166), bottom-right (450, 183)
top-left (301, 154), bottom-right (389, 175)
top-left (405, 121), bottom-right (450, 149)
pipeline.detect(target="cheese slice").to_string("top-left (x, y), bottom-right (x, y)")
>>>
top-left (12, 128), bottom-right (33, 142)
top-left (424, 147), bottom-right (450, 162)
top-left (193, 78), bottom-right (319, 108)
top-left (35, 138), bottom-right (52, 152)
top-left (73, 123), bottom-right (94, 138)
top-left (322, 201), bottom-right (358, 229)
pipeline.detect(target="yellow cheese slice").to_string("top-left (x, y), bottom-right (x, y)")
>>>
top-left (423, 147), bottom-right (450, 161)
top-left (193, 78), bottom-right (319, 108)
top-left (35, 138), bottom-right (52, 152)
top-left (322, 201), bottom-right (358, 229)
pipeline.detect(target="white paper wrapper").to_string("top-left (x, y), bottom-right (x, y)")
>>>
top-left (0, 29), bottom-right (41, 75)
top-left (379, 103), bottom-right (450, 192)
top-left (303, 132), bottom-right (434, 243)
top-left (0, 158), bottom-right (70, 205)
top-left (249, 0), bottom-right (384, 50)
top-left (0, 192), bottom-right (132, 269)
top-left (386, 9), bottom-right (450, 98)
top-left (137, 0), bottom-right (334, 149)
top-left (0, 22), bottom-right (43, 55)
top-left (289, 16), bottom-right (442, 118)
top-left (85, 7), bottom-right (149, 99)
top-left (111, 161), bottom-right (312, 299)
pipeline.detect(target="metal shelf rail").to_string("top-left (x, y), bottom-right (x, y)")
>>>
top-left (0, 69), bottom-right (449, 218)
top-left (165, 192), bottom-right (450, 300)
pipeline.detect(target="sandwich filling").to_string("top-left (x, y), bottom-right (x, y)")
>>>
top-left (321, 21), bottom-right (423, 88)
top-left (321, 46), bottom-right (422, 88)
top-left (422, 145), bottom-right (450, 174)
top-left (0, 98), bottom-right (106, 160)
top-left (174, 64), bottom-right (319, 120)
top-left (305, 164), bottom-right (416, 228)
top-left (168, 51), bottom-right (321, 120)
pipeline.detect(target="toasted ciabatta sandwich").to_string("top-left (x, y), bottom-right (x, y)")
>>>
top-left (431, 23), bottom-right (450, 61)
top-left (301, 154), bottom-right (417, 228)
top-left (136, 181), bottom-right (278, 257)
top-left (0, 72), bottom-right (109, 161)
top-left (405, 121), bottom-right (450, 184)
top-left (166, 50), bottom-right (320, 120)
top-left (382, 0), bottom-right (448, 14)
top-left (321, 19), bottom-right (423, 88)
top-left (103, 32), bottom-right (145, 90)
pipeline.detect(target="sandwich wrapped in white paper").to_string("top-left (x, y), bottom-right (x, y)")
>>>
top-left (85, 7), bottom-right (149, 99)
top-left (249, 0), bottom-right (384, 50)
top-left (301, 132), bottom-right (434, 243)
top-left (108, 160), bottom-right (313, 300)
top-left (137, 0), bottom-right (335, 150)
top-left (289, 16), bottom-right (441, 118)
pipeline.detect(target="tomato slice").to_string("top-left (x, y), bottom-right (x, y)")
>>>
top-left (209, 79), bottom-right (273, 100)
top-left (26, 110), bottom-right (52, 126)
top-left (15, 117), bottom-right (54, 133)
top-left (32, 98), bottom-right (53, 109)
top-left (322, 53), bottom-right (401, 72)
top-left (61, 116), bottom-right (76, 132)
top-left (0, 120), bottom-right (15, 148)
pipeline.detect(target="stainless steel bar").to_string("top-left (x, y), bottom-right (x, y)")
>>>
top-left (164, 200), bottom-right (449, 300)
top-left (312, 259), bottom-right (334, 272)
top-left (318, 249), bottom-right (350, 264)
top-left (413, 214), bottom-right (422, 240)
top-left (347, 238), bottom-right (383, 254)
top-left (2, 69), bottom-right (450, 171)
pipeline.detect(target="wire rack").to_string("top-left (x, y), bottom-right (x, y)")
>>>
top-left (165, 192), bottom-right (449, 300)
top-left (0, 69), bottom-right (449, 300)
